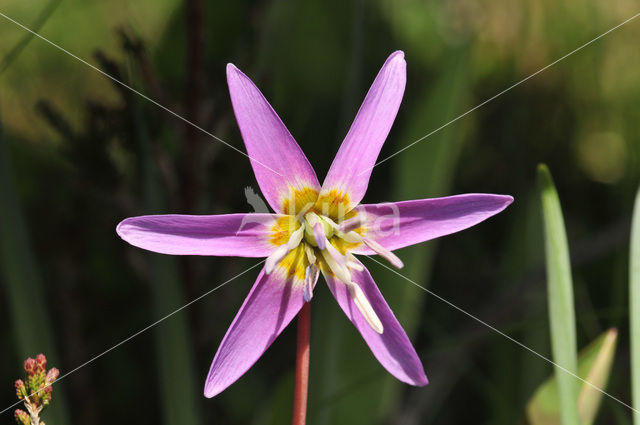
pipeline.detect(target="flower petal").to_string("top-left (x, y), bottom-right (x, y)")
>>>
top-left (323, 264), bottom-right (427, 386)
top-left (204, 268), bottom-right (306, 397)
top-left (353, 194), bottom-right (513, 253)
top-left (320, 51), bottom-right (406, 210)
top-left (116, 213), bottom-right (284, 257)
top-left (227, 64), bottom-right (321, 213)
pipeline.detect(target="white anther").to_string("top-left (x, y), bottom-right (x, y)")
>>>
top-left (320, 246), bottom-right (351, 284)
top-left (265, 245), bottom-right (289, 274)
top-left (363, 238), bottom-right (404, 269)
top-left (303, 264), bottom-right (319, 302)
top-left (339, 216), bottom-right (364, 233)
top-left (304, 244), bottom-right (316, 264)
top-left (287, 224), bottom-right (305, 250)
top-left (346, 282), bottom-right (383, 334)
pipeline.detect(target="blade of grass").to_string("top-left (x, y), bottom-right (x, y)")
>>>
top-left (0, 109), bottom-right (70, 423)
top-left (537, 164), bottom-right (579, 425)
top-left (527, 328), bottom-right (618, 425)
top-left (630, 184), bottom-right (640, 425)
top-left (0, 0), bottom-right (62, 75)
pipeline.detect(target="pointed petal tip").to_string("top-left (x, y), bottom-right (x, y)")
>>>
top-left (498, 194), bottom-right (515, 209)
top-left (203, 380), bottom-right (223, 398)
top-left (389, 50), bottom-right (405, 61)
top-left (416, 373), bottom-right (429, 386)
top-left (402, 367), bottom-right (428, 387)
top-left (115, 218), bottom-right (133, 241)
top-left (226, 63), bottom-right (245, 83)
top-left (226, 62), bottom-right (238, 73)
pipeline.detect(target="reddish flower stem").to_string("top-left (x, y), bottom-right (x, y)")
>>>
top-left (292, 302), bottom-right (311, 425)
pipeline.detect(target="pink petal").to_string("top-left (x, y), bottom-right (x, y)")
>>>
top-left (116, 213), bottom-right (283, 257)
top-left (227, 64), bottom-right (321, 213)
top-left (204, 268), bottom-right (305, 397)
top-left (320, 51), bottom-right (406, 210)
top-left (324, 264), bottom-right (427, 385)
top-left (353, 194), bottom-right (513, 253)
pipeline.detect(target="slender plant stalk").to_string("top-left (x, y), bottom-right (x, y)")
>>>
top-left (630, 185), bottom-right (640, 425)
top-left (538, 164), bottom-right (579, 425)
top-left (292, 303), bottom-right (311, 425)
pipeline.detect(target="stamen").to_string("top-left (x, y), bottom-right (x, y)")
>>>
top-left (265, 245), bottom-right (289, 274)
top-left (339, 216), bottom-right (364, 233)
top-left (320, 248), bottom-right (351, 283)
top-left (346, 282), bottom-right (383, 334)
top-left (363, 238), bottom-right (404, 269)
top-left (303, 264), bottom-right (319, 302)
top-left (287, 224), bottom-right (305, 250)
top-left (313, 223), bottom-right (326, 250)
top-left (340, 231), bottom-right (363, 243)
top-left (304, 244), bottom-right (316, 264)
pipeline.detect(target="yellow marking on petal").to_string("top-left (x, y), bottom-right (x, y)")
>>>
top-left (331, 237), bottom-right (361, 254)
top-left (277, 244), bottom-right (309, 281)
top-left (270, 216), bottom-right (300, 246)
top-left (314, 190), bottom-right (351, 220)
top-left (282, 187), bottom-right (319, 215)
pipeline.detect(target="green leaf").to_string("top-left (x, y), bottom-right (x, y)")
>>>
top-left (630, 184), bottom-right (640, 425)
top-left (527, 328), bottom-right (618, 425)
top-left (537, 163), bottom-right (579, 425)
top-left (0, 110), bottom-right (71, 424)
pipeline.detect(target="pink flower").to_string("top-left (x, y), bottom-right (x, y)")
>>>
top-left (116, 51), bottom-right (513, 397)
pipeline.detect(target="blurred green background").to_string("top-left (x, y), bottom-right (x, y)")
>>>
top-left (1, 0), bottom-right (639, 424)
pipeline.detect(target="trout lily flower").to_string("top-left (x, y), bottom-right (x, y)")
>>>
top-left (116, 51), bottom-right (513, 397)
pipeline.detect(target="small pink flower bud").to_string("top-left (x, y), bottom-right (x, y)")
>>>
top-left (45, 367), bottom-right (59, 384)
top-left (14, 409), bottom-right (30, 425)
top-left (23, 358), bottom-right (36, 375)
top-left (14, 380), bottom-right (26, 399)
top-left (35, 354), bottom-right (47, 372)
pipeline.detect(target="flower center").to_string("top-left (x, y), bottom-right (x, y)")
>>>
top-left (264, 193), bottom-right (404, 334)
top-left (265, 190), bottom-right (403, 333)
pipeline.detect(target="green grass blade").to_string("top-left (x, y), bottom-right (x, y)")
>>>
top-left (630, 184), bottom-right (640, 425)
top-left (0, 0), bottom-right (62, 75)
top-left (538, 164), bottom-right (579, 425)
top-left (0, 110), bottom-right (71, 424)
top-left (527, 329), bottom-right (618, 425)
